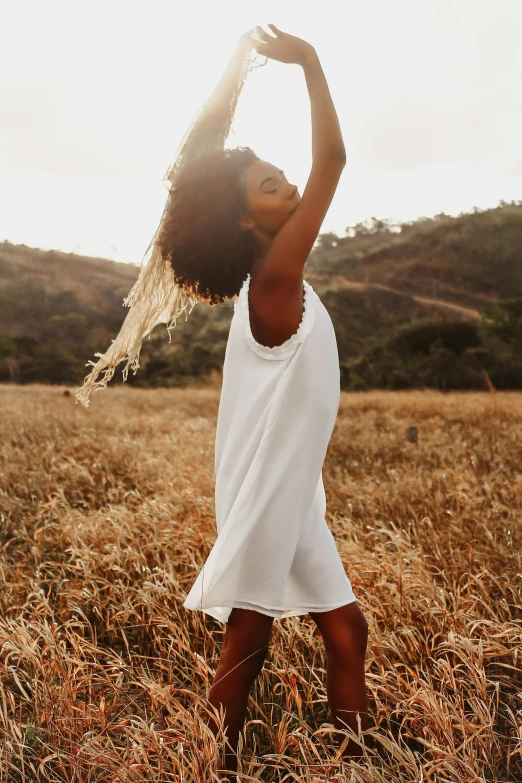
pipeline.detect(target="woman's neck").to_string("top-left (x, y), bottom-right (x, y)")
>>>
top-left (250, 231), bottom-right (272, 280)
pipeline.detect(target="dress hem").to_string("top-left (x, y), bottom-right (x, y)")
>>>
top-left (183, 595), bottom-right (357, 623)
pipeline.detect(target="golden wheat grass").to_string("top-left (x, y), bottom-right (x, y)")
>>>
top-left (0, 384), bottom-right (520, 782)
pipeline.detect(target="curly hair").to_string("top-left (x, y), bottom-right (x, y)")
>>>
top-left (157, 146), bottom-right (260, 306)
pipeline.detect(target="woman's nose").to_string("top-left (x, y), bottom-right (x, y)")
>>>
top-left (288, 183), bottom-right (298, 198)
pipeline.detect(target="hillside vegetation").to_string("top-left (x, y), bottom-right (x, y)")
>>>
top-left (1, 200), bottom-right (521, 391)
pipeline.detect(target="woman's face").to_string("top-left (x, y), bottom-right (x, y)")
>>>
top-left (240, 159), bottom-right (301, 238)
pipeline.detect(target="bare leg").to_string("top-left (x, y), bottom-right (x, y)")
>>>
top-left (205, 608), bottom-right (274, 777)
top-left (309, 601), bottom-right (369, 759)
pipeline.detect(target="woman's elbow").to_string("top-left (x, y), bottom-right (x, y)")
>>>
top-left (316, 147), bottom-right (346, 168)
top-left (329, 148), bottom-right (347, 168)
top-left (327, 146), bottom-right (346, 165)
top-left (337, 147), bottom-right (347, 165)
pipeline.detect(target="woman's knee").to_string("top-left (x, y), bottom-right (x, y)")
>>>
top-left (312, 602), bottom-right (369, 660)
top-left (221, 639), bottom-right (270, 682)
top-left (350, 609), bottom-right (369, 657)
top-left (221, 608), bottom-right (274, 680)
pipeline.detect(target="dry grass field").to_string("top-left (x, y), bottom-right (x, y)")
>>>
top-left (0, 383), bottom-right (520, 782)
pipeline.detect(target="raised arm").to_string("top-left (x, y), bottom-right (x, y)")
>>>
top-left (303, 48), bottom-right (346, 163)
top-left (248, 26), bottom-right (346, 295)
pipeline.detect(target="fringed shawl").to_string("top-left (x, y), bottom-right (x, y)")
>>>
top-left (75, 31), bottom-right (266, 407)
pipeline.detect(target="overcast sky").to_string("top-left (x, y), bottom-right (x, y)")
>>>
top-left (1, 0), bottom-right (521, 264)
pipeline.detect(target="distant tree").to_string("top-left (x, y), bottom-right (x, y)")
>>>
top-left (344, 217), bottom-right (397, 237)
top-left (317, 232), bottom-right (339, 250)
top-left (479, 299), bottom-right (522, 348)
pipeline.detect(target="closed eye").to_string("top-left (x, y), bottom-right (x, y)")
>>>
top-left (259, 170), bottom-right (287, 192)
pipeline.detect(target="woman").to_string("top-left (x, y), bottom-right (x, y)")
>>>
top-left (76, 23), bottom-right (369, 778)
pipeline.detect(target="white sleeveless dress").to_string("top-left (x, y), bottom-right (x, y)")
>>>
top-left (183, 273), bottom-right (357, 623)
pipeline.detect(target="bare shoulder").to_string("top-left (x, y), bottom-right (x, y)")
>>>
top-left (248, 271), bottom-right (305, 350)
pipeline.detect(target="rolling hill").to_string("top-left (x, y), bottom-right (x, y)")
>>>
top-left (1, 200), bottom-right (521, 391)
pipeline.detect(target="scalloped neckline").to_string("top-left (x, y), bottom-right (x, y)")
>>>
top-left (239, 273), bottom-right (316, 359)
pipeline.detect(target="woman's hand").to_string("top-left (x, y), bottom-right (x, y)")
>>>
top-left (241, 24), bottom-right (316, 67)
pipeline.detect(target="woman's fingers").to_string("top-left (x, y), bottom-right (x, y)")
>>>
top-left (249, 36), bottom-right (268, 54)
top-left (254, 25), bottom-right (273, 43)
